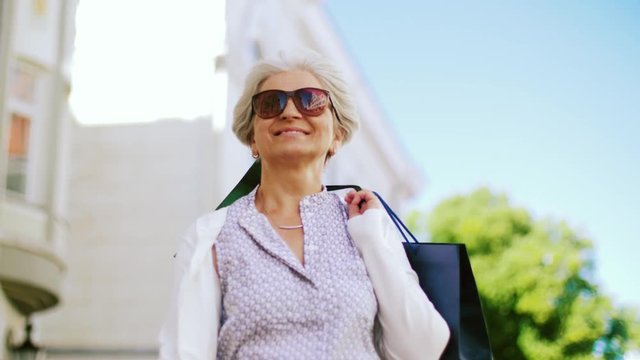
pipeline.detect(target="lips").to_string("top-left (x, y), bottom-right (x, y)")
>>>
top-left (274, 128), bottom-right (309, 136)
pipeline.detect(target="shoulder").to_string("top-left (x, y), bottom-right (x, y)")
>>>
top-left (194, 208), bottom-right (229, 237)
top-left (183, 208), bottom-right (229, 242)
top-left (347, 208), bottom-right (387, 240)
top-left (174, 208), bottom-right (229, 265)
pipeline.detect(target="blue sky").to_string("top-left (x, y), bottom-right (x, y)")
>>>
top-left (326, 1), bottom-right (640, 307)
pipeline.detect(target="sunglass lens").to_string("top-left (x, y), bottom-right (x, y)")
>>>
top-left (255, 90), bottom-right (286, 118)
top-left (296, 88), bottom-right (328, 115)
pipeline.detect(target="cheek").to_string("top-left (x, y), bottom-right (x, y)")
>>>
top-left (326, 121), bottom-right (339, 141)
top-left (252, 120), bottom-right (268, 143)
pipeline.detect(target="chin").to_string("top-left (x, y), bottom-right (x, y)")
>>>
top-left (271, 149), bottom-right (325, 162)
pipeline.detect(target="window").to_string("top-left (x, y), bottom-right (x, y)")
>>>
top-left (6, 113), bottom-right (31, 194)
top-left (10, 66), bottom-right (36, 103)
top-left (6, 61), bottom-right (37, 196)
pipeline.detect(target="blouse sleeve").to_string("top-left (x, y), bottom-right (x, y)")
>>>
top-left (158, 219), bottom-right (223, 359)
top-left (348, 209), bottom-right (450, 360)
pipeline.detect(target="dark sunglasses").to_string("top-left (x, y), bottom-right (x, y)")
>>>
top-left (251, 87), bottom-right (333, 119)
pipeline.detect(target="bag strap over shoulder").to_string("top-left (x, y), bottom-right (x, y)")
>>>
top-left (327, 185), bottom-right (419, 244)
top-left (216, 160), bottom-right (262, 210)
top-left (215, 161), bottom-right (362, 209)
top-left (216, 161), bottom-right (419, 245)
top-left (369, 191), bottom-right (419, 244)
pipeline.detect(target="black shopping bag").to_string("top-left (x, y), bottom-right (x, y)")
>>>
top-left (374, 191), bottom-right (493, 360)
top-left (403, 242), bottom-right (492, 360)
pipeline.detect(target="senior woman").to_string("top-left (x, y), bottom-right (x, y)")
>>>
top-left (159, 51), bottom-right (449, 359)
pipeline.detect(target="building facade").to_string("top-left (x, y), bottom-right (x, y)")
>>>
top-left (3, 0), bottom-right (423, 358)
top-left (0, 0), bottom-right (77, 358)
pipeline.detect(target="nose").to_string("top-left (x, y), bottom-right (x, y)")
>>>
top-left (279, 97), bottom-right (301, 119)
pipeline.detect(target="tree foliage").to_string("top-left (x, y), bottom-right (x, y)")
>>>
top-left (406, 188), bottom-right (640, 359)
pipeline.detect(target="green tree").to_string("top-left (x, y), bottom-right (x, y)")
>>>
top-left (406, 188), bottom-right (640, 359)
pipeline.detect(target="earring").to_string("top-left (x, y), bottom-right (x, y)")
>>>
top-left (328, 142), bottom-right (338, 157)
top-left (251, 152), bottom-right (259, 159)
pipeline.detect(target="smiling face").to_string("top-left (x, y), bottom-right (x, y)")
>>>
top-left (251, 70), bottom-right (342, 165)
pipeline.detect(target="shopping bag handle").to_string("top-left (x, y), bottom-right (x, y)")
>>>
top-left (326, 185), bottom-right (419, 244)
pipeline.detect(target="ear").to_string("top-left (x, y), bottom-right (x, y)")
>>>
top-left (250, 135), bottom-right (258, 155)
top-left (328, 132), bottom-right (343, 157)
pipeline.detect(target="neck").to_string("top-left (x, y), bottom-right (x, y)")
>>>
top-left (256, 159), bottom-right (324, 216)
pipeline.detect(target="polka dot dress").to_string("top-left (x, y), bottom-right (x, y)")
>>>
top-left (215, 188), bottom-right (379, 360)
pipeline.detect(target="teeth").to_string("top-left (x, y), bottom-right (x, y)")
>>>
top-left (280, 130), bottom-right (304, 135)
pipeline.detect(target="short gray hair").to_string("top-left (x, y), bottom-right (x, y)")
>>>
top-left (232, 51), bottom-right (359, 146)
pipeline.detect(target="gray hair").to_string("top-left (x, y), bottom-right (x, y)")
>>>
top-left (232, 51), bottom-right (359, 146)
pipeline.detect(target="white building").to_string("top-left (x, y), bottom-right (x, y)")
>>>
top-left (3, 0), bottom-right (423, 358)
top-left (0, 0), bottom-right (77, 358)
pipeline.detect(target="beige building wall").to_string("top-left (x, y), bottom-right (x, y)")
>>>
top-left (40, 119), bottom-right (217, 358)
top-left (29, 0), bottom-right (424, 358)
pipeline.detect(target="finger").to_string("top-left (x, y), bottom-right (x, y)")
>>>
top-left (352, 192), bottom-right (362, 209)
top-left (344, 190), bottom-right (356, 204)
top-left (358, 190), bottom-right (381, 211)
top-left (348, 192), bottom-right (363, 218)
top-left (357, 195), bottom-right (367, 211)
top-left (348, 197), bottom-right (360, 218)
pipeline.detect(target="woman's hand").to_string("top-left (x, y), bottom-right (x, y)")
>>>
top-left (345, 189), bottom-right (382, 219)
